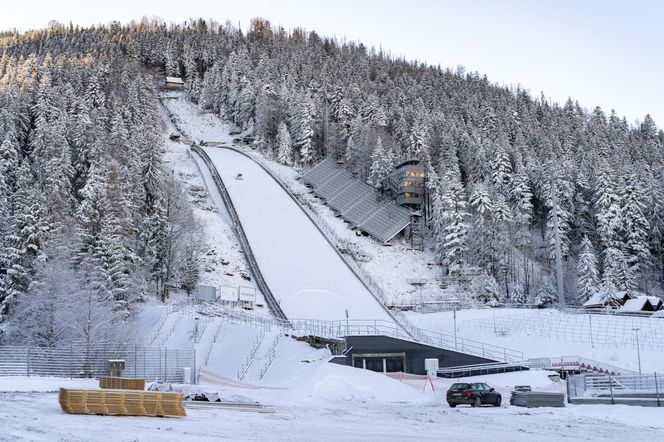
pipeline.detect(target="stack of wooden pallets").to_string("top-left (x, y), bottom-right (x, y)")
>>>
top-left (58, 388), bottom-right (186, 417)
top-left (98, 377), bottom-right (145, 390)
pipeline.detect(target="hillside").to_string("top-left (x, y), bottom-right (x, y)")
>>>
top-left (1, 18), bottom-right (664, 343)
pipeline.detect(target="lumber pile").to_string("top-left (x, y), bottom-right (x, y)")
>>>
top-left (59, 388), bottom-right (186, 417)
top-left (99, 377), bottom-right (145, 390)
top-left (510, 391), bottom-right (565, 408)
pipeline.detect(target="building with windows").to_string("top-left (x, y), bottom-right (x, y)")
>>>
top-left (383, 159), bottom-right (426, 207)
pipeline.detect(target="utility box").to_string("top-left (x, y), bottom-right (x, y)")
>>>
top-left (424, 358), bottom-right (439, 377)
top-left (109, 359), bottom-right (125, 377)
top-left (182, 367), bottom-right (191, 384)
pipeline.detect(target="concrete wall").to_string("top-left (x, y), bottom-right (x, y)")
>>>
top-left (334, 335), bottom-right (494, 375)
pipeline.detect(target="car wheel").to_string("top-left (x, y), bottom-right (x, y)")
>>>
top-left (494, 396), bottom-right (502, 407)
top-left (448, 403), bottom-right (456, 408)
top-left (471, 396), bottom-right (481, 407)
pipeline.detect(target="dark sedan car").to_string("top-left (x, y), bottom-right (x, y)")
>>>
top-left (446, 382), bottom-right (502, 407)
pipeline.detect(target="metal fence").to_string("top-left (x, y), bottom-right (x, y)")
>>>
top-left (0, 343), bottom-right (195, 383)
top-left (468, 309), bottom-right (664, 351)
top-left (568, 373), bottom-right (664, 406)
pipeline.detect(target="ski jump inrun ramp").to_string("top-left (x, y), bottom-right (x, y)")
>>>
top-left (193, 145), bottom-right (397, 324)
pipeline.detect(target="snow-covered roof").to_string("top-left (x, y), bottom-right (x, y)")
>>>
top-left (620, 296), bottom-right (662, 312)
top-left (646, 296), bottom-right (662, 306)
top-left (620, 298), bottom-right (650, 312)
top-left (583, 291), bottom-right (638, 308)
top-left (582, 292), bottom-right (605, 307)
top-left (165, 76), bottom-right (184, 84)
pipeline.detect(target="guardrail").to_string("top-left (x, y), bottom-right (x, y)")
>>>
top-left (437, 361), bottom-right (528, 377)
top-left (237, 331), bottom-right (266, 380)
top-left (204, 321), bottom-right (225, 366)
top-left (190, 145), bottom-right (288, 322)
top-left (527, 356), bottom-right (636, 376)
top-left (287, 318), bottom-right (523, 362)
top-left (195, 304), bottom-right (523, 362)
top-left (259, 334), bottom-right (281, 379)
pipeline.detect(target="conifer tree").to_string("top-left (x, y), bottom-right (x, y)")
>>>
top-left (440, 170), bottom-right (469, 275)
top-left (577, 235), bottom-right (599, 304)
top-left (276, 121), bottom-right (294, 166)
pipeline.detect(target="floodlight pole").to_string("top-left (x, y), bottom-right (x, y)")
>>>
top-left (633, 328), bottom-right (642, 375)
top-left (453, 306), bottom-right (458, 350)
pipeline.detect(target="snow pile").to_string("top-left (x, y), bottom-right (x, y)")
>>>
top-left (287, 363), bottom-right (430, 403)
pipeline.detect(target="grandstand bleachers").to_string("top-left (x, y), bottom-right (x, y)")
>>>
top-left (301, 158), bottom-right (338, 188)
top-left (328, 181), bottom-right (370, 214)
top-left (317, 169), bottom-right (354, 200)
top-left (301, 159), bottom-right (413, 243)
top-left (359, 204), bottom-right (412, 243)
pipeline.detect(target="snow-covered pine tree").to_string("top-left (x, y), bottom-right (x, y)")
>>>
top-left (594, 166), bottom-right (622, 254)
top-left (619, 173), bottom-right (650, 282)
top-left (535, 283), bottom-right (557, 308)
top-left (95, 163), bottom-right (137, 303)
top-left (602, 246), bottom-right (633, 293)
top-left (368, 137), bottom-right (387, 189)
top-left (490, 134), bottom-right (512, 192)
top-left (510, 282), bottom-right (528, 306)
top-left (254, 83), bottom-right (278, 152)
top-left (576, 235), bottom-right (599, 304)
top-left (440, 169), bottom-right (469, 275)
top-left (470, 274), bottom-right (504, 307)
top-left (406, 118), bottom-right (428, 160)
top-left (7, 241), bottom-right (80, 347)
top-left (276, 121), bottom-right (294, 166)
top-left (289, 93), bottom-right (316, 167)
top-left (0, 163), bottom-right (50, 318)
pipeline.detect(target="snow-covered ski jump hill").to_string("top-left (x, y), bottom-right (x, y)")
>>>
top-left (200, 146), bottom-right (395, 323)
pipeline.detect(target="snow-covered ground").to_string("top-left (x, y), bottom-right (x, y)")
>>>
top-left (406, 308), bottom-right (664, 372)
top-left (3, 368), bottom-right (664, 441)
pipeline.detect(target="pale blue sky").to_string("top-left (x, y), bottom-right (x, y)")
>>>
top-left (3, 0), bottom-right (662, 127)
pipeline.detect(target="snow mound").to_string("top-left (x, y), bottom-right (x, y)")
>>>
top-left (288, 363), bottom-right (430, 403)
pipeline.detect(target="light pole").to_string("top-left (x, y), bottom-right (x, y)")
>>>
top-left (633, 328), bottom-right (642, 375)
top-left (453, 306), bottom-right (458, 351)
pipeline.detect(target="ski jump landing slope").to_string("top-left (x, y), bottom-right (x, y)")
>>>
top-left (202, 147), bottom-right (395, 323)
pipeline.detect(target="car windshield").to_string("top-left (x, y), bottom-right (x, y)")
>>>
top-left (450, 383), bottom-right (470, 390)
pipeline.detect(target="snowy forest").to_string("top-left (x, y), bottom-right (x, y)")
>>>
top-left (1, 18), bottom-right (664, 344)
top-left (0, 23), bottom-right (202, 345)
